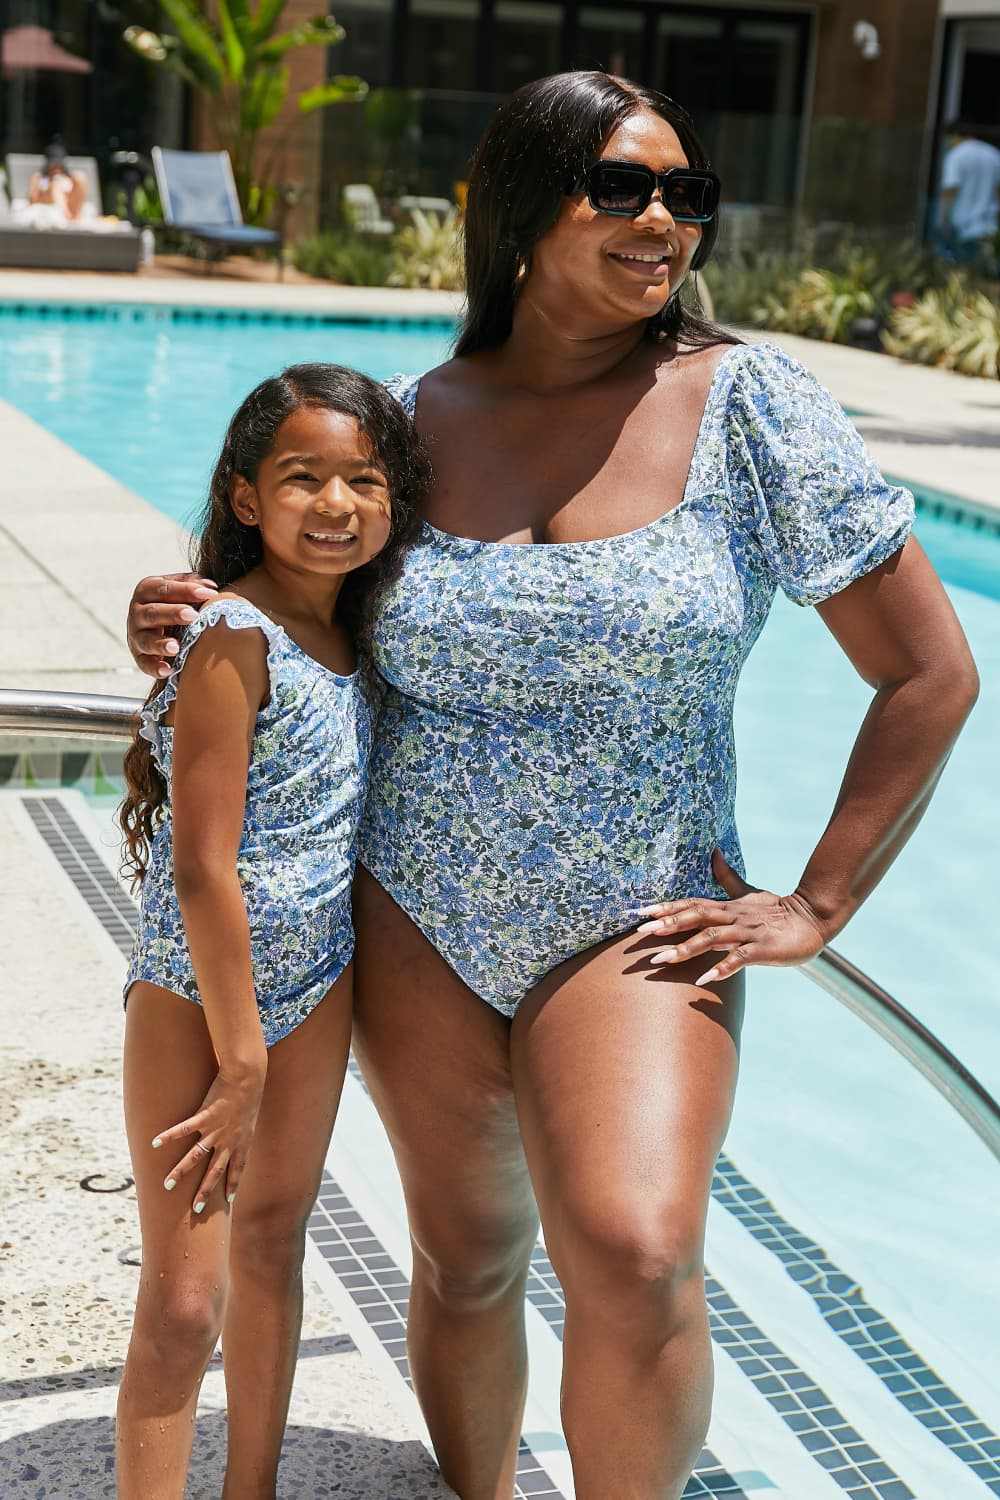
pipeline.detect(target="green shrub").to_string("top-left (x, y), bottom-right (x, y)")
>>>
top-left (883, 277), bottom-right (1000, 379)
top-left (388, 208), bottom-right (464, 292)
top-left (292, 231), bottom-right (393, 286)
top-left (705, 237), bottom-right (963, 344)
top-left (755, 255), bottom-right (882, 343)
top-left (701, 251), bottom-right (804, 326)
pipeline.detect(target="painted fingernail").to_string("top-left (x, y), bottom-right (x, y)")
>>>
top-left (164, 639), bottom-right (180, 654)
top-left (151, 1136), bottom-right (162, 1149)
top-left (637, 905), bottom-right (660, 916)
top-left (164, 1177), bottom-right (176, 1191)
top-left (697, 969), bottom-right (718, 985)
top-left (193, 1200), bottom-right (205, 1214)
top-left (635, 921), bottom-right (661, 935)
top-left (195, 585), bottom-right (217, 597)
top-left (157, 665), bottom-right (170, 677)
top-left (179, 608), bottom-right (197, 623)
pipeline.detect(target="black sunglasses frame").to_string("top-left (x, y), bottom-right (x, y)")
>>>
top-left (568, 161), bottom-right (721, 224)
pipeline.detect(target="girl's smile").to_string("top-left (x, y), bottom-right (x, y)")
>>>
top-left (236, 406), bottom-right (392, 584)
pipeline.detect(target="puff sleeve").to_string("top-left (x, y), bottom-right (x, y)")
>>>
top-left (725, 343), bottom-right (914, 606)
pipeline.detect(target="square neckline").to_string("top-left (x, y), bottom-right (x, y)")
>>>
top-left (411, 340), bottom-right (749, 551)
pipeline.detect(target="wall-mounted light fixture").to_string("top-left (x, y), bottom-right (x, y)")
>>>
top-left (853, 20), bottom-right (881, 60)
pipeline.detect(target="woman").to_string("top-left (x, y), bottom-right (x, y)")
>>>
top-left (127, 73), bottom-right (977, 1500)
top-left (28, 140), bottom-right (88, 221)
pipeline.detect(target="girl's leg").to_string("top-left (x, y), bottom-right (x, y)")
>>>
top-left (221, 970), bottom-right (354, 1500)
top-left (117, 983), bottom-right (231, 1500)
top-left (510, 934), bottom-right (744, 1500)
top-left (352, 869), bottom-right (539, 1500)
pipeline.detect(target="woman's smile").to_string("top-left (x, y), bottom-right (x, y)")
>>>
top-left (607, 246), bottom-right (675, 279)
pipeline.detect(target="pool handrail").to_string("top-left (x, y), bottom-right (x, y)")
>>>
top-left (3, 686), bottom-right (1000, 1166)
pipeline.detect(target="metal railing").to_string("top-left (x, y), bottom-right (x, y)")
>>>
top-left (3, 687), bottom-right (999, 1166)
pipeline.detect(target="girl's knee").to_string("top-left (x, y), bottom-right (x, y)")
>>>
top-left (133, 1278), bottom-right (226, 1369)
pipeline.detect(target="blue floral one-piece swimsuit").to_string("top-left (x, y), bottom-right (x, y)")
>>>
top-left (359, 342), bottom-right (914, 1018)
top-left (124, 597), bottom-right (373, 1046)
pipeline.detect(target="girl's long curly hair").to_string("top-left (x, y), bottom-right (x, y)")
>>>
top-left (119, 362), bottom-right (431, 888)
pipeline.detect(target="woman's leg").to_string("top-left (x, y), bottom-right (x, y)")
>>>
top-left (510, 932), bottom-right (744, 1500)
top-left (222, 971), bottom-right (354, 1500)
top-left (352, 869), bottom-right (539, 1500)
top-left (117, 983), bottom-right (230, 1499)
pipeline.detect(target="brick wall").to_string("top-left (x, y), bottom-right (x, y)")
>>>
top-left (193, 0), bottom-right (329, 240)
top-left (805, 0), bottom-right (941, 229)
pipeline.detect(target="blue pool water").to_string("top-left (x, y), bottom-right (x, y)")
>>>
top-left (3, 305), bottom-right (999, 1485)
top-left (0, 307), bottom-right (455, 530)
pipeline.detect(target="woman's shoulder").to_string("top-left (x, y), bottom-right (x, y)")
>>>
top-left (383, 356), bottom-right (469, 413)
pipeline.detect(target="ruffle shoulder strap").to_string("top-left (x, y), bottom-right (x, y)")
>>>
top-left (138, 597), bottom-right (283, 768)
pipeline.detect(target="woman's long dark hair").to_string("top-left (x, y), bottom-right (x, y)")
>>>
top-left (457, 70), bottom-right (736, 357)
top-left (119, 363), bottom-right (430, 887)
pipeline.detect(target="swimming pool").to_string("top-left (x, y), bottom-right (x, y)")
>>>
top-left (2, 302), bottom-right (998, 1498)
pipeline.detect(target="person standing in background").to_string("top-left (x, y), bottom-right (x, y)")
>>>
top-left (938, 120), bottom-right (1000, 274)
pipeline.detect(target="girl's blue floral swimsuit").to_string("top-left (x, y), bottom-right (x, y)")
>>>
top-left (360, 344), bottom-right (915, 1017)
top-left (124, 597), bottom-right (372, 1046)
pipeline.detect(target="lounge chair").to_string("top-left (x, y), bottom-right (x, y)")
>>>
top-left (152, 148), bottom-right (283, 278)
top-left (342, 183), bottom-right (394, 236)
top-left (0, 153), bottom-right (143, 272)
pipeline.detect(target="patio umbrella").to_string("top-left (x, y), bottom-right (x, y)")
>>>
top-left (1, 24), bottom-right (93, 75)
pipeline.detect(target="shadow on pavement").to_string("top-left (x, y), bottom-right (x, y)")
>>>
top-left (0, 1411), bottom-right (456, 1497)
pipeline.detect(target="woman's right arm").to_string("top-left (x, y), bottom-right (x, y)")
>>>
top-left (127, 573), bottom-right (219, 678)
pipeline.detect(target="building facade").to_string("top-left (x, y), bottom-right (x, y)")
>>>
top-left (2, 0), bottom-right (997, 240)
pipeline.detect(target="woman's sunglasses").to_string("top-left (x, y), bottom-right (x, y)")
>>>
top-left (568, 161), bottom-right (721, 223)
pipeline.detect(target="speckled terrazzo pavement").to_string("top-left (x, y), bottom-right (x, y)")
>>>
top-left (0, 791), bottom-right (456, 1498)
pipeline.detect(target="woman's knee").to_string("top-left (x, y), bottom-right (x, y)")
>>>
top-left (410, 1200), bottom-right (540, 1314)
top-left (553, 1199), bottom-right (706, 1338)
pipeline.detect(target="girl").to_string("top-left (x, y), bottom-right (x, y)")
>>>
top-left (116, 363), bottom-right (428, 1500)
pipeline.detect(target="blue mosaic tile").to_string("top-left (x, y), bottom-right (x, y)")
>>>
top-left (308, 1171), bottom-right (565, 1500)
top-left (712, 1152), bottom-right (1000, 1490)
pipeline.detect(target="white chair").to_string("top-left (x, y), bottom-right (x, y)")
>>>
top-left (398, 194), bottom-right (453, 219)
top-left (342, 183), bottom-right (394, 236)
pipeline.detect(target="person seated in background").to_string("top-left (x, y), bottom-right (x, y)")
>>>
top-left (937, 120), bottom-right (1000, 275)
top-left (28, 140), bottom-right (88, 222)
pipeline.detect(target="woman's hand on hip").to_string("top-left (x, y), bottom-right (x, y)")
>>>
top-left (127, 572), bottom-right (218, 678)
top-left (151, 1060), bottom-right (266, 1213)
top-left (635, 848), bottom-right (828, 985)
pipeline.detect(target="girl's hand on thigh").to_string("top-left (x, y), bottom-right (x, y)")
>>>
top-left (127, 573), bottom-right (218, 678)
top-left (635, 848), bottom-right (827, 985)
top-left (151, 1063), bottom-right (266, 1213)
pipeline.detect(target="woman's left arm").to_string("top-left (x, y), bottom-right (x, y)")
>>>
top-left (638, 536), bottom-right (979, 982)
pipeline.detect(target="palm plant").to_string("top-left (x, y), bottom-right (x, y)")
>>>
top-left (883, 277), bottom-right (1000, 379)
top-left (123, 0), bottom-right (368, 222)
top-left (388, 208), bottom-right (464, 291)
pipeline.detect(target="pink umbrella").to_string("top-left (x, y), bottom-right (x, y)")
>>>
top-left (1, 24), bottom-right (93, 75)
